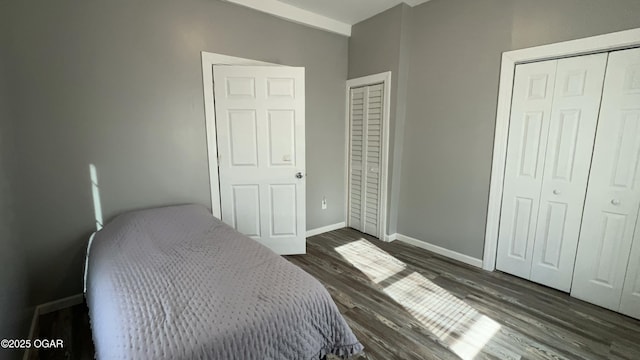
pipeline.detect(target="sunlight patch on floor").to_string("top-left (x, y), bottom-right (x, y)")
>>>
top-left (335, 239), bottom-right (406, 284)
top-left (449, 314), bottom-right (503, 359)
top-left (337, 238), bottom-right (509, 360)
top-left (385, 272), bottom-right (503, 359)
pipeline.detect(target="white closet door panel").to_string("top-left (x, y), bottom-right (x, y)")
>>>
top-left (620, 214), bottom-right (640, 320)
top-left (530, 54), bottom-right (608, 291)
top-left (572, 48), bottom-right (640, 310)
top-left (349, 87), bottom-right (365, 232)
top-left (348, 83), bottom-right (384, 238)
top-left (497, 60), bottom-right (557, 279)
top-left (363, 84), bottom-right (384, 236)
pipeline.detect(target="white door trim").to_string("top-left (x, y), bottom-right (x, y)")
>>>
top-left (201, 52), bottom-right (283, 218)
top-left (483, 27), bottom-right (640, 271)
top-left (345, 72), bottom-right (392, 240)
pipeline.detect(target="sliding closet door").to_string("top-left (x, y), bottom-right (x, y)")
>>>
top-left (572, 48), bottom-right (640, 311)
top-left (529, 54), bottom-right (607, 291)
top-left (496, 60), bottom-right (557, 279)
top-left (348, 84), bottom-right (384, 237)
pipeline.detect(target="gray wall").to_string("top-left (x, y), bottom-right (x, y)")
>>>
top-left (397, 0), bottom-right (640, 259)
top-left (511, 0), bottom-right (640, 49)
top-left (348, 4), bottom-right (411, 235)
top-left (3, 0), bottom-right (348, 307)
top-left (4, 0), bottom-right (640, 334)
top-left (0, 4), bottom-right (29, 355)
top-left (398, 0), bottom-right (513, 259)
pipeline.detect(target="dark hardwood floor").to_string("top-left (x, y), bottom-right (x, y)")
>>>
top-left (31, 303), bottom-right (94, 360)
top-left (35, 227), bottom-right (640, 359)
top-left (288, 228), bottom-right (640, 360)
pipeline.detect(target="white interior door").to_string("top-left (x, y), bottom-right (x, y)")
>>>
top-left (213, 65), bottom-right (306, 255)
top-left (571, 48), bottom-right (640, 310)
top-left (348, 83), bottom-right (384, 238)
top-left (529, 53), bottom-right (607, 291)
top-left (496, 60), bottom-right (557, 279)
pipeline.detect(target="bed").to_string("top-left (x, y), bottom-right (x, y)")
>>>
top-left (85, 204), bottom-right (363, 359)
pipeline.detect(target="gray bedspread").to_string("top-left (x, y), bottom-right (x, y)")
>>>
top-left (86, 204), bottom-right (363, 360)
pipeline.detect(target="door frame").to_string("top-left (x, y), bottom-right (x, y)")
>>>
top-left (201, 52), bottom-right (284, 218)
top-left (345, 72), bottom-right (392, 240)
top-left (483, 27), bottom-right (640, 271)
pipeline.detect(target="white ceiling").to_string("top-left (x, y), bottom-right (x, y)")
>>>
top-left (277, 0), bottom-right (430, 25)
top-left (225, 0), bottom-right (432, 36)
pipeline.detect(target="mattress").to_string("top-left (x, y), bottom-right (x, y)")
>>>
top-left (85, 204), bottom-right (363, 359)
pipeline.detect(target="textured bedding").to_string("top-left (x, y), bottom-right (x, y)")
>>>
top-left (85, 204), bottom-right (363, 360)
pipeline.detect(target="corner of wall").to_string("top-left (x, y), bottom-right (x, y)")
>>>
top-left (0, 22), bottom-right (30, 344)
top-left (386, 3), bottom-right (413, 236)
top-left (347, 3), bottom-right (415, 237)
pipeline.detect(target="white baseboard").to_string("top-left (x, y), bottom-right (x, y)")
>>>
top-left (306, 222), bottom-right (346, 237)
top-left (395, 234), bottom-right (483, 268)
top-left (384, 233), bottom-right (398, 242)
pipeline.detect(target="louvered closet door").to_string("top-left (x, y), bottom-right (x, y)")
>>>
top-left (348, 84), bottom-right (384, 237)
top-left (572, 48), bottom-right (640, 312)
top-left (349, 87), bottom-right (365, 232)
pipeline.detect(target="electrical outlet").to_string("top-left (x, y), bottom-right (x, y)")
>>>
top-left (321, 197), bottom-right (327, 210)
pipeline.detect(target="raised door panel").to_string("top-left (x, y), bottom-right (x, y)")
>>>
top-left (231, 185), bottom-right (261, 238)
top-left (225, 77), bottom-right (256, 98)
top-left (496, 60), bottom-right (557, 279)
top-left (266, 77), bottom-right (295, 98)
top-left (530, 53), bottom-right (607, 291)
top-left (228, 110), bottom-right (259, 167)
top-left (267, 110), bottom-right (296, 167)
top-left (269, 184), bottom-right (297, 237)
top-left (572, 48), bottom-right (640, 310)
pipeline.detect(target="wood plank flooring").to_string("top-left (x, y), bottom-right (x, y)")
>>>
top-left (35, 227), bottom-right (640, 359)
top-left (31, 303), bottom-right (94, 360)
top-left (287, 228), bottom-right (640, 360)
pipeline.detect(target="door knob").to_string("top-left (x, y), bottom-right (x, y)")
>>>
top-left (553, 189), bottom-right (561, 195)
top-left (611, 199), bottom-right (620, 206)
top-left (295, 172), bottom-right (304, 179)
